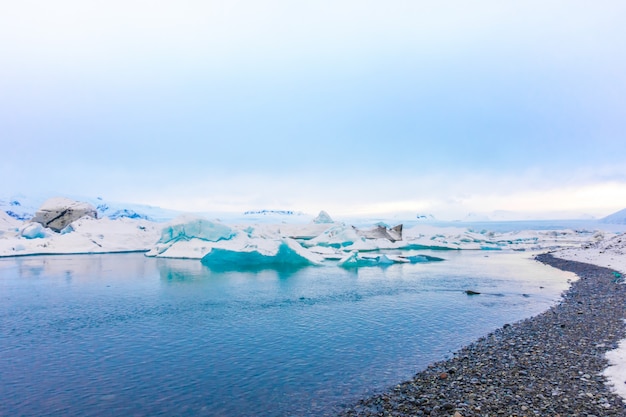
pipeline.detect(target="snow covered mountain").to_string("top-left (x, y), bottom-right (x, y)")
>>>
top-left (601, 208), bottom-right (626, 224)
top-left (0, 194), bottom-right (181, 222)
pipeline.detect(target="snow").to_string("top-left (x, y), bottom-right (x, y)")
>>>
top-left (0, 216), bottom-right (160, 256)
top-left (554, 232), bottom-right (626, 273)
top-left (553, 233), bottom-right (626, 402)
top-left (1, 199), bottom-right (616, 259)
top-left (604, 336), bottom-right (626, 401)
top-left (0, 194), bottom-right (182, 222)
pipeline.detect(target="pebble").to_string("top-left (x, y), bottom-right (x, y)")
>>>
top-left (338, 255), bottom-right (626, 416)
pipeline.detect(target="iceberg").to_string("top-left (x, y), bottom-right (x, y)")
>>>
top-left (313, 210), bottom-right (334, 224)
top-left (337, 252), bottom-right (395, 268)
top-left (147, 216), bottom-right (237, 259)
top-left (303, 224), bottom-right (365, 248)
top-left (201, 238), bottom-right (323, 270)
top-left (108, 209), bottom-right (151, 220)
top-left (159, 216), bottom-right (235, 244)
top-left (20, 222), bottom-right (48, 239)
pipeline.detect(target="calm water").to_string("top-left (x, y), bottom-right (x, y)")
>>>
top-left (0, 251), bottom-right (574, 416)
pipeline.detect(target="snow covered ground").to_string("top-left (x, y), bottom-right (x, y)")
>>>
top-left (553, 234), bottom-right (626, 402)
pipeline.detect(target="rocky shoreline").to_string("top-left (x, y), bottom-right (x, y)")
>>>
top-left (339, 254), bottom-right (626, 416)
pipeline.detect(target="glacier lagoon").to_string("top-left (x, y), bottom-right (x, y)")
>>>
top-left (0, 251), bottom-right (574, 416)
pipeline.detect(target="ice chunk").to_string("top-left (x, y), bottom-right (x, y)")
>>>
top-left (108, 209), bottom-right (151, 220)
top-left (337, 252), bottom-right (395, 268)
top-left (159, 216), bottom-right (235, 243)
top-left (201, 238), bottom-right (322, 270)
top-left (313, 210), bottom-right (334, 224)
top-left (20, 223), bottom-right (47, 239)
top-left (304, 224), bottom-right (365, 248)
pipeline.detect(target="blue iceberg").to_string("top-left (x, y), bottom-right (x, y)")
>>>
top-left (337, 252), bottom-right (395, 268)
top-left (201, 239), bottom-right (322, 270)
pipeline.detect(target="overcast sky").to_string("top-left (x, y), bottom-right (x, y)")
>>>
top-left (2, 1), bottom-right (626, 220)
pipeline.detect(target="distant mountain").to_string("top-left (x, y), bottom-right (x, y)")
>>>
top-left (0, 194), bottom-right (181, 222)
top-left (462, 212), bottom-right (491, 222)
top-left (243, 210), bottom-right (301, 216)
top-left (600, 208), bottom-right (626, 224)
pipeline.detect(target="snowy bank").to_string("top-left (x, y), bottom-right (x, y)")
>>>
top-left (1, 198), bottom-right (620, 261)
top-left (553, 233), bottom-right (626, 402)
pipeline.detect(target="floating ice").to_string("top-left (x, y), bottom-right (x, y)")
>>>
top-left (20, 223), bottom-right (47, 239)
top-left (304, 224), bottom-right (365, 248)
top-left (201, 238), bottom-right (322, 270)
top-left (337, 252), bottom-right (396, 268)
top-left (313, 210), bottom-right (334, 224)
top-left (108, 209), bottom-right (151, 220)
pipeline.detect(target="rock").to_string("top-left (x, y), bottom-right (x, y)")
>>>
top-left (30, 197), bottom-right (97, 232)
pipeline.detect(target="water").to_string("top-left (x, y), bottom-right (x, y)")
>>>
top-left (0, 251), bottom-right (574, 416)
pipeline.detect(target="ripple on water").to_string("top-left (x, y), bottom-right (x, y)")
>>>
top-left (0, 251), bottom-right (574, 416)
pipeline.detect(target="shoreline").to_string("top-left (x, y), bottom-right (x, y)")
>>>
top-left (339, 254), bottom-right (626, 416)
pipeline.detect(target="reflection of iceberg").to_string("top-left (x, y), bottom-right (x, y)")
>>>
top-left (157, 258), bottom-right (210, 282)
top-left (201, 239), bottom-right (322, 270)
top-left (403, 254), bottom-right (445, 263)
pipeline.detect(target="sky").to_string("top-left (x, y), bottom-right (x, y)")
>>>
top-left (2, 1), bottom-right (626, 220)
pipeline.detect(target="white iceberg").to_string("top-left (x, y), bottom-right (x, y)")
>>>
top-left (313, 210), bottom-right (334, 224)
top-left (146, 216), bottom-right (236, 259)
top-left (0, 215), bottom-right (160, 257)
top-left (159, 216), bottom-right (235, 244)
top-left (303, 223), bottom-right (365, 248)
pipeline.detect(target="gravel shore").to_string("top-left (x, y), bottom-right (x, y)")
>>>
top-left (339, 254), bottom-right (626, 416)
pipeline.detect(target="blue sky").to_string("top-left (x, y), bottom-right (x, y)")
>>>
top-left (2, 1), bottom-right (626, 219)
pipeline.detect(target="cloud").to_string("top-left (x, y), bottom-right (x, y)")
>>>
top-left (1, 1), bottom-right (626, 219)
